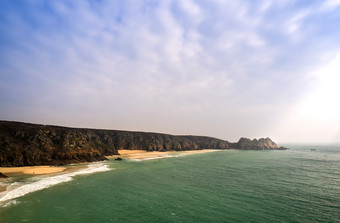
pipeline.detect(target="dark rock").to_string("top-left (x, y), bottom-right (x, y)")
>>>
top-left (0, 172), bottom-right (8, 178)
top-left (236, 137), bottom-right (281, 150)
top-left (278, 146), bottom-right (289, 150)
top-left (0, 120), bottom-right (287, 167)
top-left (115, 157), bottom-right (123, 161)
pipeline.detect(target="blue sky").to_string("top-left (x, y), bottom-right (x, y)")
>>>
top-left (1, 0), bottom-right (340, 143)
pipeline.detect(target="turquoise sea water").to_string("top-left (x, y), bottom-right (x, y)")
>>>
top-left (0, 145), bottom-right (339, 223)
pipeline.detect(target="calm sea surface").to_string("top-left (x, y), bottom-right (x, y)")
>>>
top-left (0, 145), bottom-right (339, 222)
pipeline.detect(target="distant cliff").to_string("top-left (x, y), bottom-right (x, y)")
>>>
top-left (0, 121), bottom-right (287, 167)
top-left (234, 137), bottom-right (287, 150)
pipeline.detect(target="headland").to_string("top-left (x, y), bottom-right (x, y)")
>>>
top-left (0, 120), bottom-right (287, 168)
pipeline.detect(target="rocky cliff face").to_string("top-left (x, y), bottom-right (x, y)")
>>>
top-left (235, 137), bottom-right (288, 150)
top-left (0, 121), bottom-right (286, 167)
top-left (237, 137), bottom-right (277, 150)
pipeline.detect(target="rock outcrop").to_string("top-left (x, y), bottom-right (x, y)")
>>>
top-left (236, 137), bottom-right (276, 150)
top-left (235, 137), bottom-right (288, 150)
top-left (0, 172), bottom-right (8, 178)
top-left (0, 120), bottom-right (286, 167)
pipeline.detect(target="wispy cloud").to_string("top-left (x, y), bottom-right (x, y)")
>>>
top-left (1, 0), bottom-right (340, 142)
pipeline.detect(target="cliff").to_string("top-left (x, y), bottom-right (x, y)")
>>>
top-left (0, 120), bottom-right (286, 167)
top-left (235, 137), bottom-right (287, 150)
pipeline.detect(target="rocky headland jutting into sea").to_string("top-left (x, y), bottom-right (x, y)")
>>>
top-left (0, 120), bottom-right (287, 167)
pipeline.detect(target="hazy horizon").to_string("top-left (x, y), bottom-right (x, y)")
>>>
top-left (1, 0), bottom-right (340, 144)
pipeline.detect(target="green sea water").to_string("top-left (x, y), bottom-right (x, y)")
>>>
top-left (0, 145), bottom-right (339, 223)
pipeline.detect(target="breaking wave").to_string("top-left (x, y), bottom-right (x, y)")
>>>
top-left (0, 163), bottom-right (111, 206)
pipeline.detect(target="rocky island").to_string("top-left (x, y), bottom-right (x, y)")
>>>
top-left (0, 120), bottom-right (287, 167)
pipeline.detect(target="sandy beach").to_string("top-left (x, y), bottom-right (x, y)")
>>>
top-left (0, 166), bottom-right (66, 176)
top-left (0, 150), bottom-right (220, 195)
top-left (0, 150), bottom-right (220, 177)
top-left (107, 149), bottom-right (220, 160)
top-left (0, 165), bottom-right (87, 177)
top-left (0, 165), bottom-right (89, 192)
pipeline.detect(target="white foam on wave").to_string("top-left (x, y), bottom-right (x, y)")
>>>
top-left (2, 199), bottom-right (20, 207)
top-left (0, 163), bottom-right (112, 205)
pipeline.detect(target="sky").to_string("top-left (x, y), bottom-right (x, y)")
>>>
top-left (1, 0), bottom-right (340, 144)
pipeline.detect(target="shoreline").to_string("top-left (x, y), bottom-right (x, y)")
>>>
top-left (106, 149), bottom-right (221, 160)
top-left (0, 166), bottom-right (66, 176)
top-left (0, 165), bottom-right (87, 177)
top-left (0, 149), bottom-right (220, 202)
top-left (0, 149), bottom-right (221, 177)
top-left (0, 165), bottom-right (88, 194)
top-left (0, 163), bottom-right (111, 204)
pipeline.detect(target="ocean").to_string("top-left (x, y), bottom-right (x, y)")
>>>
top-left (0, 145), bottom-right (339, 223)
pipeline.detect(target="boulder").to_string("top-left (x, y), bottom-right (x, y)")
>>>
top-left (0, 172), bottom-right (8, 178)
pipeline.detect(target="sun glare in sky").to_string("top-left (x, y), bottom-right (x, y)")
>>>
top-left (276, 54), bottom-right (340, 143)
